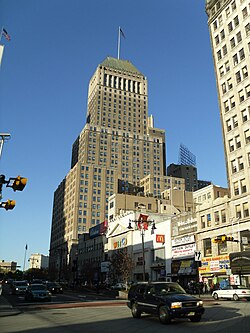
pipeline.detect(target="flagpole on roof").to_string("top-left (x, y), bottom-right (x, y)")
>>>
top-left (23, 244), bottom-right (28, 272)
top-left (117, 26), bottom-right (121, 60)
top-left (0, 27), bottom-right (3, 43)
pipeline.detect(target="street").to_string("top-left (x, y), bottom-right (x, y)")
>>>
top-left (1, 299), bottom-right (250, 333)
top-left (2, 283), bottom-right (119, 308)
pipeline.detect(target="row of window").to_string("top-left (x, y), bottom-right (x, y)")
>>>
top-left (225, 106), bottom-right (249, 132)
top-left (231, 156), bottom-right (244, 173)
top-left (218, 39), bottom-right (250, 78)
top-left (201, 211), bottom-right (226, 229)
top-left (200, 201), bottom-right (249, 230)
top-left (203, 237), bottom-right (227, 256)
top-left (228, 130), bottom-right (250, 151)
top-left (233, 178), bottom-right (247, 195)
top-left (212, 1), bottom-right (249, 32)
top-left (221, 65), bottom-right (248, 94)
top-left (101, 86), bottom-right (147, 100)
top-left (223, 85), bottom-right (250, 113)
top-left (217, 43), bottom-right (245, 62)
top-left (103, 74), bottom-right (141, 93)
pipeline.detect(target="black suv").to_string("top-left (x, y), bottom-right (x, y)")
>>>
top-left (127, 282), bottom-right (205, 324)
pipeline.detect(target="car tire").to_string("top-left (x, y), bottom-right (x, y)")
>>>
top-left (190, 315), bottom-right (202, 322)
top-left (213, 293), bottom-right (219, 300)
top-left (158, 306), bottom-right (171, 324)
top-left (233, 294), bottom-right (239, 301)
top-left (131, 302), bottom-right (141, 318)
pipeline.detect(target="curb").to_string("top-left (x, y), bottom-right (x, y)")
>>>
top-left (18, 300), bottom-right (127, 312)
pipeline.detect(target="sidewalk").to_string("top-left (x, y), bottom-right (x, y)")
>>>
top-left (0, 295), bottom-right (21, 317)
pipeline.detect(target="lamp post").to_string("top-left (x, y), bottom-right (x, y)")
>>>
top-left (128, 214), bottom-right (156, 281)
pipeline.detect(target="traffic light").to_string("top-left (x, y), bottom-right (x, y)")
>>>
top-left (212, 236), bottom-right (223, 243)
top-left (0, 199), bottom-right (16, 210)
top-left (11, 176), bottom-right (28, 191)
top-left (222, 235), bottom-right (234, 242)
top-left (213, 235), bottom-right (235, 243)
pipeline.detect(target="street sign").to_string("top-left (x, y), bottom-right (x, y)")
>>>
top-left (194, 251), bottom-right (202, 261)
top-left (241, 237), bottom-right (248, 245)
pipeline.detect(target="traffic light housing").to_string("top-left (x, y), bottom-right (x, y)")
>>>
top-left (213, 235), bottom-right (234, 243)
top-left (0, 199), bottom-right (16, 210)
top-left (212, 236), bottom-right (223, 243)
top-left (222, 235), bottom-right (234, 242)
top-left (11, 176), bottom-right (27, 191)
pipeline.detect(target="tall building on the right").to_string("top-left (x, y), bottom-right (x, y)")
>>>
top-left (206, 0), bottom-right (250, 221)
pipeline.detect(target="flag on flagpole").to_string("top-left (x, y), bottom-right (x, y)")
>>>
top-left (25, 244), bottom-right (28, 250)
top-left (2, 28), bottom-right (11, 41)
top-left (120, 27), bottom-right (125, 39)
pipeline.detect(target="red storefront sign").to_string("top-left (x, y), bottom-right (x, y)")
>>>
top-left (156, 234), bottom-right (165, 243)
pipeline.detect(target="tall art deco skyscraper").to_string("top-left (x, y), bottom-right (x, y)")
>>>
top-left (206, 0), bottom-right (250, 220)
top-left (49, 57), bottom-right (166, 270)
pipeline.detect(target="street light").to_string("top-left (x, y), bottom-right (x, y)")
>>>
top-left (128, 213), bottom-right (156, 281)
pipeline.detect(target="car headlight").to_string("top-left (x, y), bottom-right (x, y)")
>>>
top-left (171, 302), bottom-right (182, 309)
top-left (15, 288), bottom-right (19, 291)
top-left (197, 300), bottom-right (203, 307)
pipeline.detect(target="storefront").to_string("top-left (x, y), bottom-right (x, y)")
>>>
top-left (171, 237), bottom-right (198, 289)
top-left (171, 258), bottom-right (197, 289)
top-left (199, 254), bottom-right (230, 291)
top-left (229, 250), bottom-right (250, 286)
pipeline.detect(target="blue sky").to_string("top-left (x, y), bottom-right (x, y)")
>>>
top-left (0, 0), bottom-right (227, 269)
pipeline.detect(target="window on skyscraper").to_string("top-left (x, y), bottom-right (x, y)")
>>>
top-left (246, 85), bottom-right (250, 98)
top-left (239, 48), bottom-right (245, 61)
top-left (245, 23), bottom-right (250, 36)
top-left (228, 21), bottom-right (233, 32)
top-left (240, 179), bottom-right (247, 193)
top-left (230, 37), bottom-right (236, 49)
top-left (243, 203), bottom-right (249, 217)
top-left (234, 16), bottom-right (239, 27)
top-left (235, 135), bottom-right (241, 148)
top-left (236, 70), bottom-right (242, 83)
top-left (203, 239), bottom-right (212, 256)
top-left (233, 53), bottom-right (238, 66)
top-left (241, 108), bottom-right (249, 122)
top-left (234, 181), bottom-right (239, 195)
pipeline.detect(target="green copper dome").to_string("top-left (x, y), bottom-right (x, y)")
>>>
top-left (100, 57), bottom-right (143, 76)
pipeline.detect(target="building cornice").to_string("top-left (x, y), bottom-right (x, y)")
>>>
top-left (206, 0), bottom-right (231, 21)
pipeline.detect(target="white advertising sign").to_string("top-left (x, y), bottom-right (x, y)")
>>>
top-left (172, 243), bottom-right (196, 259)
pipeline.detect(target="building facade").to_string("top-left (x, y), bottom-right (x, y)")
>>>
top-left (49, 57), bottom-right (167, 275)
top-left (206, 0), bottom-right (250, 220)
top-left (205, 0), bottom-right (250, 282)
top-left (29, 254), bottom-right (49, 269)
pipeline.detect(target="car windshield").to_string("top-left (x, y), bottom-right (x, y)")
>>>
top-left (31, 285), bottom-right (46, 291)
top-left (47, 283), bottom-right (60, 287)
top-left (154, 283), bottom-right (186, 295)
top-left (15, 282), bottom-right (27, 286)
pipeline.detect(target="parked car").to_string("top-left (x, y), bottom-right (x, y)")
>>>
top-left (127, 282), bottom-right (205, 324)
top-left (212, 285), bottom-right (250, 301)
top-left (25, 284), bottom-right (51, 302)
top-left (111, 283), bottom-right (126, 290)
top-left (30, 279), bottom-right (45, 285)
top-left (46, 282), bottom-right (63, 294)
top-left (11, 280), bottom-right (29, 295)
